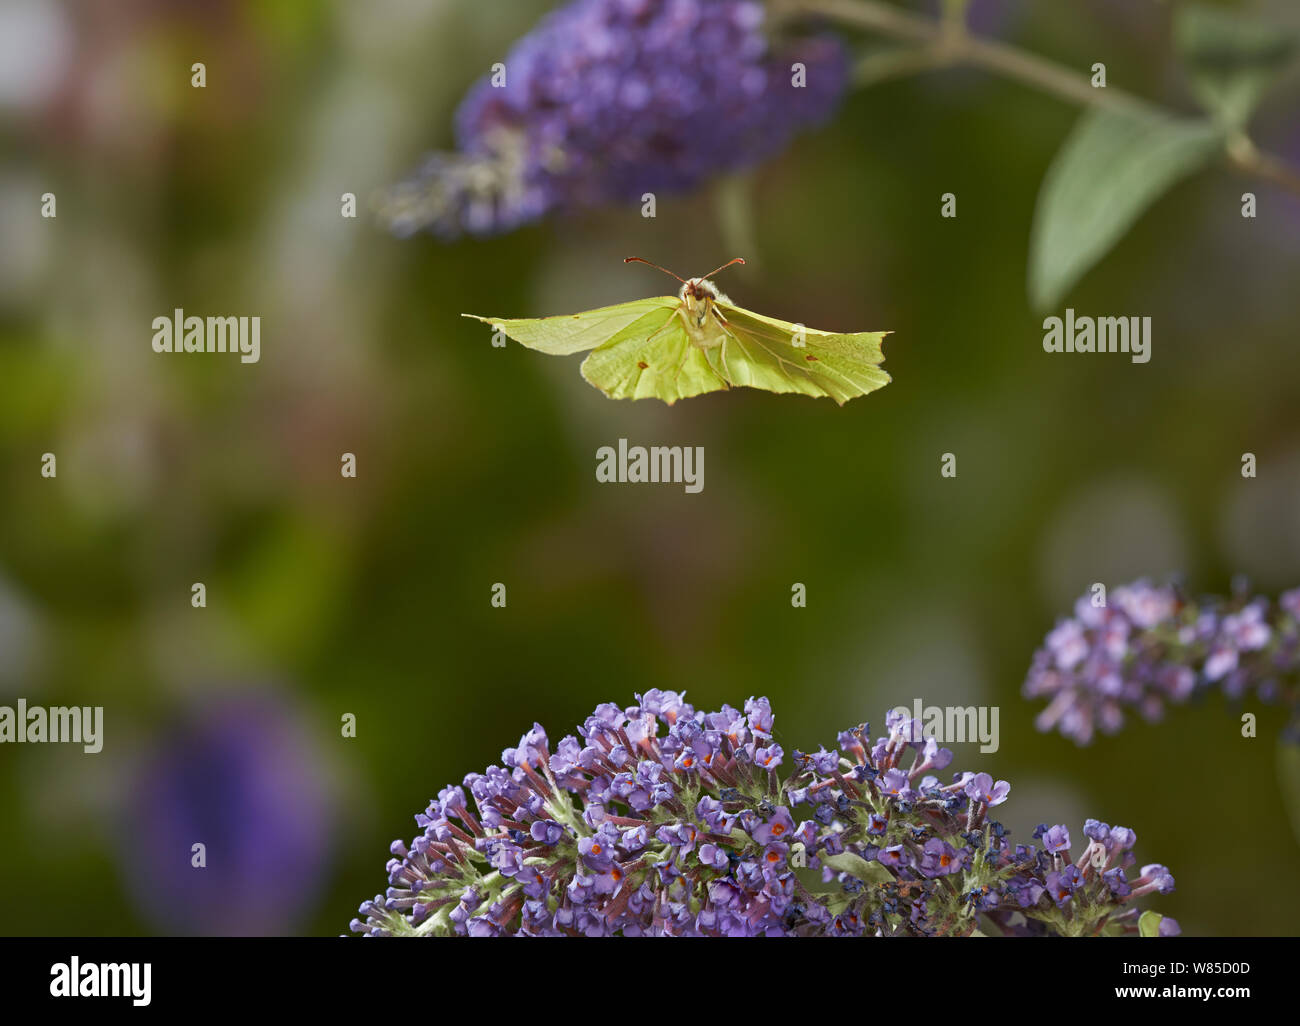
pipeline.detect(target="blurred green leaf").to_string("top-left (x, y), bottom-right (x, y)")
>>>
top-left (1029, 106), bottom-right (1222, 311)
top-left (1278, 731), bottom-right (1300, 847)
top-left (1175, 3), bottom-right (1297, 130)
top-left (820, 850), bottom-right (894, 885)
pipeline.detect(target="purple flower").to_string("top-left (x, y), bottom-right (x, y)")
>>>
top-left (124, 694), bottom-right (332, 935)
top-left (919, 839), bottom-right (961, 878)
top-left (698, 842), bottom-right (729, 871)
top-left (963, 772), bottom-right (1010, 807)
top-left (1041, 825), bottom-right (1071, 855)
top-left (809, 747), bottom-right (840, 774)
top-left (380, 0), bottom-right (848, 238)
top-left (1083, 818), bottom-right (1110, 844)
top-left (1104, 868), bottom-right (1131, 898)
top-left (1025, 579), bottom-right (1300, 744)
top-left (878, 845), bottom-right (910, 869)
top-left (1045, 866), bottom-right (1082, 907)
top-left (751, 807), bottom-right (795, 845)
top-left (754, 743), bottom-right (784, 770)
top-left (878, 768), bottom-right (911, 798)
top-left (1015, 880), bottom-right (1046, 908)
top-left (1133, 864), bottom-right (1177, 897)
top-left (529, 820), bottom-right (564, 845)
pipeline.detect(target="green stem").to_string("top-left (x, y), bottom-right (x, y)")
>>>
top-left (1227, 132), bottom-right (1300, 197)
top-left (774, 0), bottom-right (1300, 197)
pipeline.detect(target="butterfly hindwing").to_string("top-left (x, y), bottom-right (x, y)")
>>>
top-left (709, 303), bottom-right (891, 406)
top-left (462, 297), bottom-right (681, 355)
top-left (580, 309), bottom-right (730, 404)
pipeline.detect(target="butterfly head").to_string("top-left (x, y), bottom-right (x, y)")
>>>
top-left (680, 276), bottom-right (730, 307)
top-left (624, 257), bottom-right (743, 331)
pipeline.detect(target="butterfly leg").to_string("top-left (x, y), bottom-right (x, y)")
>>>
top-left (641, 303), bottom-right (693, 349)
top-left (709, 307), bottom-right (743, 387)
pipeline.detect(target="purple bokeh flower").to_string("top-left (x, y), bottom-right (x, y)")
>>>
top-left (379, 0), bottom-right (849, 238)
top-left (1025, 579), bottom-right (1300, 744)
top-left (122, 693), bottom-right (333, 935)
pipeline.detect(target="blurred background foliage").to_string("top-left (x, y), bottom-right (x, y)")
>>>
top-left (1, 0), bottom-right (1298, 936)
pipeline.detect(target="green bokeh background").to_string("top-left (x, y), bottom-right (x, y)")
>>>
top-left (2, 0), bottom-right (1299, 936)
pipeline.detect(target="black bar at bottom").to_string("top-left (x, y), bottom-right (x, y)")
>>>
top-left (0, 935), bottom-right (1284, 1012)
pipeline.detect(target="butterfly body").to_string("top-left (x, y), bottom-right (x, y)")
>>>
top-left (677, 278), bottom-right (730, 349)
top-left (464, 258), bottom-right (891, 405)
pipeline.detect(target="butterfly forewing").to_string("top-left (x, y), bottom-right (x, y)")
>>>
top-left (711, 303), bottom-right (890, 406)
top-left (463, 297), bottom-right (680, 355)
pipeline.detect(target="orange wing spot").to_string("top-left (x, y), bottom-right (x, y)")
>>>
top-left (637, 361), bottom-right (649, 369)
top-left (805, 355), bottom-right (819, 362)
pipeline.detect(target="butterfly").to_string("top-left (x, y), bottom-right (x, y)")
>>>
top-left (463, 258), bottom-right (891, 405)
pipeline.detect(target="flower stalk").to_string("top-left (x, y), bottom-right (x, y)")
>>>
top-left (774, 0), bottom-right (1300, 197)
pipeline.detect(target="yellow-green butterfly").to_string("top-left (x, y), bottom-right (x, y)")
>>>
top-left (463, 258), bottom-right (891, 405)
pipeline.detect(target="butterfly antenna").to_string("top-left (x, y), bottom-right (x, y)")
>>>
top-left (701, 257), bottom-right (746, 280)
top-left (624, 257), bottom-right (687, 284)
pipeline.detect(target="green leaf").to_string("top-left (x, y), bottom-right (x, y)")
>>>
top-left (1175, 3), bottom-right (1297, 130)
top-left (1138, 910), bottom-right (1167, 938)
top-left (820, 851), bottom-right (894, 886)
top-left (1277, 729), bottom-right (1300, 847)
top-left (1028, 106), bottom-right (1223, 311)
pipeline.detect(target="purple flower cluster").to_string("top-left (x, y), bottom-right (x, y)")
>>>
top-left (1025, 580), bottom-right (1300, 745)
top-left (789, 711), bottom-right (1174, 937)
top-left (351, 695), bottom-right (1177, 937)
top-left (378, 0), bottom-right (848, 238)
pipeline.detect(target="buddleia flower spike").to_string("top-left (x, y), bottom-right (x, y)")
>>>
top-left (351, 693), bottom-right (1177, 937)
top-left (377, 0), bottom-right (849, 239)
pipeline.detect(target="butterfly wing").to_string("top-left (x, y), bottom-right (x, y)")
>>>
top-left (462, 298), bottom-right (681, 355)
top-left (580, 309), bottom-right (730, 404)
top-left (709, 303), bottom-right (891, 405)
